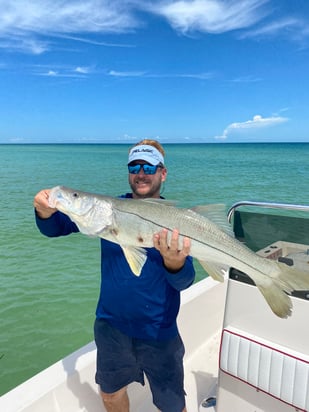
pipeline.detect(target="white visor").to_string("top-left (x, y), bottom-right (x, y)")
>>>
top-left (128, 145), bottom-right (164, 166)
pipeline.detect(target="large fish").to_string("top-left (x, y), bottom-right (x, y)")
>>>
top-left (48, 186), bottom-right (309, 318)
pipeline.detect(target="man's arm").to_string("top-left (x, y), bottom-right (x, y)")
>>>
top-left (153, 228), bottom-right (195, 290)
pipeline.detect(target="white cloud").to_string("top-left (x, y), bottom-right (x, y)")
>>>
top-left (0, 0), bottom-right (307, 55)
top-left (0, 0), bottom-right (139, 53)
top-left (75, 66), bottom-right (90, 74)
top-left (46, 70), bottom-right (58, 77)
top-left (240, 17), bottom-right (303, 40)
top-left (37, 66), bottom-right (90, 78)
top-left (0, 1), bottom-right (138, 34)
top-left (231, 75), bottom-right (262, 83)
top-left (215, 114), bottom-right (289, 140)
top-left (176, 72), bottom-right (213, 79)
top-left (0, 35), bottom-right (50, 54)
top-left (108, 70), bottom-right (146, 77)
top-left (30, 63), bottom-right (94, 76)
top-left (149, 0), bottom-right (269, 34)
top-left (56, 34), bottom-right (135, 48)
top-left (108, 69), bottom-right (213, 79)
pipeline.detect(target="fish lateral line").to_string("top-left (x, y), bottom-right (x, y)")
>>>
top-left (113, 204), bottom-right (261, 270)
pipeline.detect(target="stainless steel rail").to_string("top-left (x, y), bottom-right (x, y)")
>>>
top-left (227, 201), bottom-right (309, 223)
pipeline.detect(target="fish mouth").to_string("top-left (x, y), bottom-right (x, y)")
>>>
top-left (48, 186), bottom-right (62, 208)
top-left (48, 186), bottom-right (93, 216)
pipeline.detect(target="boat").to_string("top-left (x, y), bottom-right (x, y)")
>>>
top-left (1, 201), bottom-right (309, 412)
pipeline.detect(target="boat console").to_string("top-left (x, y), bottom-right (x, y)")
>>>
top-left (214, 201), bottom-right (309, 412)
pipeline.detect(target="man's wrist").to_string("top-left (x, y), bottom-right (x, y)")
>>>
top-left (163, 259), bottom-right (185, 274)
top-left (35, 208), bottom-right (55, 220)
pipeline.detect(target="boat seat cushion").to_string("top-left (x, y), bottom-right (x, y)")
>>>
top-left (219, 328), bottom-right (309, 411)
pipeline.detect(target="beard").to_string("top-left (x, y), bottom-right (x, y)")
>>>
top-left (129, 176), bottom-right (162, 199)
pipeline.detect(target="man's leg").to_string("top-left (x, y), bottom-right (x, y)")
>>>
top-left (137, 334), bottom-right (186, 412)
top-left (99, 386), bottom-right (129, 412)
top-left (94, 320), bottom-right (144, 410)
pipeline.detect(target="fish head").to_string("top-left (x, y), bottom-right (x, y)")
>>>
top-left (48, 186), bottom-right (113, 235)
top-left (49, 186), bottom-right (94, 215)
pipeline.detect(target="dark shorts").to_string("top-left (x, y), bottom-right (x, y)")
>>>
top-left (94, 318), bottom-right (186, 412)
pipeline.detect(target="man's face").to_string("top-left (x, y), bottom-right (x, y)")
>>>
top-left (128, 161), bottom-right (167, 199)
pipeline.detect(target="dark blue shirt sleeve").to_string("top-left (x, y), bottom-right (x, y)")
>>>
top-left (35, 210), bottom-right (79, 237)
top-left (164, 256), bottom-right (195, 291)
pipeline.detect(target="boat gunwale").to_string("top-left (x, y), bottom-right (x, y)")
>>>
top-left (227, 201), bottom-right (309, 223)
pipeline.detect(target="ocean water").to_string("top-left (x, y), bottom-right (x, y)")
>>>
top-left (1, 142), bottom-right (308, 395)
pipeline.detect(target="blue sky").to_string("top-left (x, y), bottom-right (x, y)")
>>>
top-left (1, 0), bottom-right (309, 143)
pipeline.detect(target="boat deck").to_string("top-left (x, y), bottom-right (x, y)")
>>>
top-left (184, 329), bottom-right (221, 412)
top-left (133, 326), bottom-right (221, 412)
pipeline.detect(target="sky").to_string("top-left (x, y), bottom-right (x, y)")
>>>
top-left (0, 0), bottom-right (309, 144)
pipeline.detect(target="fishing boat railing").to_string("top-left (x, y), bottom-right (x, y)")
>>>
top-left (227, 201), bottom-right (309, 223)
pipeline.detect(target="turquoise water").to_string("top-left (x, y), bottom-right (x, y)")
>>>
top-left (1, 143), bottom-right (308, 395)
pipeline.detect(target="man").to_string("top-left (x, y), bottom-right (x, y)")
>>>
top-left (34, 139), bottom-right (195, 412)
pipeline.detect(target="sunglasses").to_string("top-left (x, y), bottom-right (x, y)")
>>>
top-left (128, 163), bottom-right (163, 175)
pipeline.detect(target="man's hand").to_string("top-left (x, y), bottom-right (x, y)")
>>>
top-left (153, 229), bottom-right (191, 272)
top-left (33, 189), bottom-right (57, 219)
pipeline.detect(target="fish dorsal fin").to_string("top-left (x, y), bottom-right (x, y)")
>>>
top-left (121, 245), bottom-right (148, 276)
top-left (191, 204), bottom-right (234, 237)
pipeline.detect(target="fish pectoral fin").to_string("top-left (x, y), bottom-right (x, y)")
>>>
top-left (121, 246), bottom-right (148, 277)
top-left (198, 260), bottom-right (226, 282)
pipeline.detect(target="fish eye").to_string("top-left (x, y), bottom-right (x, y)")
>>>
top-left (72, 192), bottom-right (79, 198)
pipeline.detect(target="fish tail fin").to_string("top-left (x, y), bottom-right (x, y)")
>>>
top-left (275, 261), bottom-right (309, 292)
top-left (259, 261), bottom-right (309, 318)
top-left (257, 283), bottom-right (292, 318)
